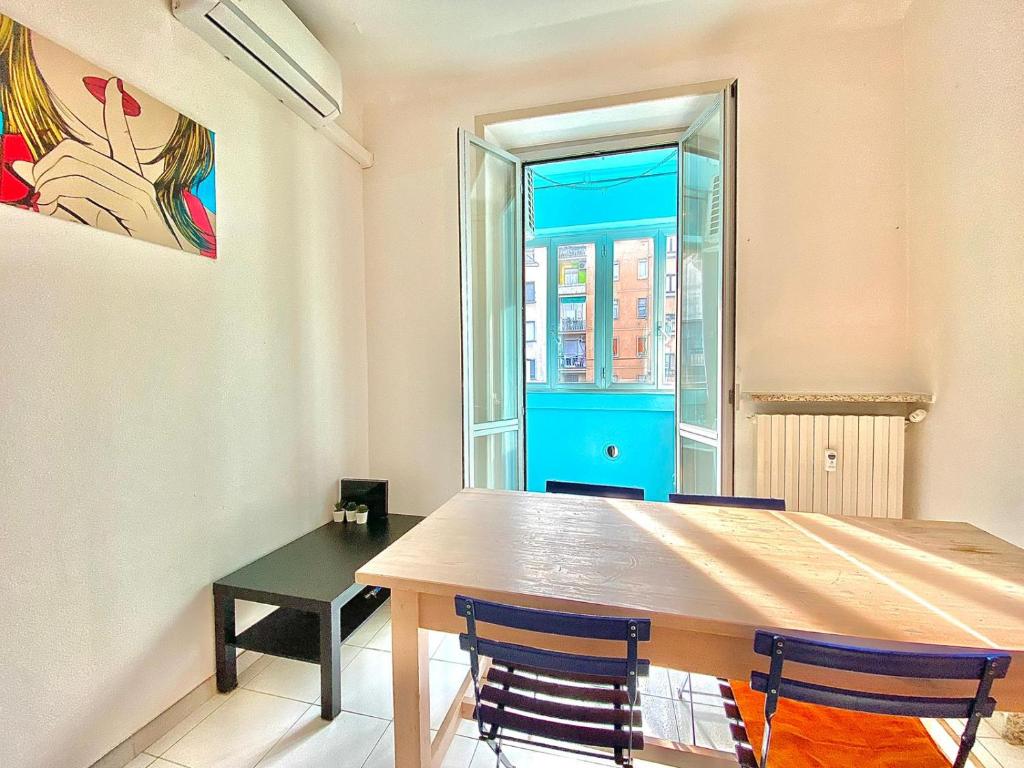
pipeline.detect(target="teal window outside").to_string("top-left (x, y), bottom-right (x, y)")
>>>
top-left (524, 146), bottom-right (683, 500)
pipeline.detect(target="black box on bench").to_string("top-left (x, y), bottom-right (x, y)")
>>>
top-left (339, 478), bottom-right (389, 520)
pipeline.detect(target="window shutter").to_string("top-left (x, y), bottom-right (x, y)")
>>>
top-left (525, 167), bottom-right (536, 241)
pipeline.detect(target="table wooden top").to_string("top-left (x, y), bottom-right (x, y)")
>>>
top-left (357, 489), bottom-right (1024, 655)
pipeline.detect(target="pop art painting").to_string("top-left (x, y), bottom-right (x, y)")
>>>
top-left (0, 13), bottom-right (216, 257)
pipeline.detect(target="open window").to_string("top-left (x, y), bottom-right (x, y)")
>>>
top-left (675, 86), bottom-right (737, 494)
top-left (458, 130), bottom-right (524, 490)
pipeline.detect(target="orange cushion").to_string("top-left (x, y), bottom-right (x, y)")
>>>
top-left (729, 680), bottom-right (950, 768)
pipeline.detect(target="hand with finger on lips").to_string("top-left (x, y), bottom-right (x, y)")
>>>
top-left (11, 78), bottom-right (185, 250)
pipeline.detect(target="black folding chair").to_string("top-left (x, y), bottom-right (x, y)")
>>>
top-left (456, 595), bottom-right (651, 767)
top-left (546, 480), bottom-right (645, 500)
top-left (668, 493), bottom-right (785, 511)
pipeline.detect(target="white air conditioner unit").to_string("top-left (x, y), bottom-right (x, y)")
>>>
top-left (173, 0), bottom-right (373, 167)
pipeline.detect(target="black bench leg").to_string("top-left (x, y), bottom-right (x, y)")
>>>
top-left (214, 589), bottom-right (237, 692)
top-left (320, 602), bottom-right (341, 720)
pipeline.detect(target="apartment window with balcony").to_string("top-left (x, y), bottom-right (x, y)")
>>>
top-left (528, 229), bottom-right (679, 391)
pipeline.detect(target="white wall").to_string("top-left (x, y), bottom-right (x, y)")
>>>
top-left (0, 2), bottom-right (368, 766)
top-left (362, 9), bottom-right (912, 515)
top-left (903, 0), bottom-right (1024, 547)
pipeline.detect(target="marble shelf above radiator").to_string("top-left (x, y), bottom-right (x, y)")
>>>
top-left (745, 391), bottom-right (935, 404)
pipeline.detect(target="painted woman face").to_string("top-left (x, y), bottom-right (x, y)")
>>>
top-left (29, 31), bottom-right (180, 179)
top-left (0, 15), bottom-right (216, 257)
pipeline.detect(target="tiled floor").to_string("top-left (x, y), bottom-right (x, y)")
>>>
top-left (132, 601), bottom-right (1024, 768)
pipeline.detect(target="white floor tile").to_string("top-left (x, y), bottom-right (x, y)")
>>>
top-left (255, 708), bottom-right (388, 768)
top-left (162, 689), bottom-right (308, 768)
top-left (361, 723), bottom-right (394, 768)
top-left (237, 651), bottom-right (264, 676)
top-left (245, 658), bottom-right (323, 704)
top-left (689, 673), bottom-right (724, 696)
top-left (239, 654), bottom-right (276, 688)
top-left (457, 718), bottom-right (480, 738)
top-left (667, 668), bottom-right (690, 697)
top-left (469, 742), bottom-right (586, 768)
top-left (430, 660), bottom-right (471, 730)
top-left (149, 761), bottom-right (190, 768)
top-left (981, 736), bottom-right (1024, 768)
top-left (427, 630), bottom-right (449, 657)
top-left (367, 622), bottom-right (392, 651)
top-left (145, 691), bottom-right (234, 756)
top-left (442, 736), bottom-right (480, 768)
top-left (362, 726), bottom-right (479, 768)
top-left (642, 694), bottom-right (679, 743)
top-left (692, 696), bottom-right (732, 751)
top-left (672, 696), bottom-right (695, 746)
top-left (345, 604), bottom-right (390, 647)
top-left (339, 648), bottom-right (394, 719)
top-left (979, 719), bottom-right (1001, 739)
top-left (124, 755), bottom-right (157, 768)
top-left (639, 666), bottom-right (673, 699)
top-left (245, 648), bottom-right (360, 705)
top-left (430, 633), bottom-right (468, 664)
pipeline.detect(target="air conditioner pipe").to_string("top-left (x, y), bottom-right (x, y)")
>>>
top-left (322, 120), bottom-right (374, 169)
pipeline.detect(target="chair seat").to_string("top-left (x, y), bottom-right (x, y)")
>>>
top-left (475, 663), bottom-right (645, 750)
top-left (721, 680), bottom-right (951, 768)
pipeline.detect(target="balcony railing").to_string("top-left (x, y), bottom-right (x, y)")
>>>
top-left (560, 318), bottom-right (586, 332)
top-left (560, 355), bottom-right (587, 369)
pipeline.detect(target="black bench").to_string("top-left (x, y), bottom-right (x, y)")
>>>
top-left (213, 514), bottom-right (421, 719)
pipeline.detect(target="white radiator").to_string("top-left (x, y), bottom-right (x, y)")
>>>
top-left (754, 415), bottom-right (905, 517)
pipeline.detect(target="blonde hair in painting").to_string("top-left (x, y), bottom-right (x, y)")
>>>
top-left (0, 14), bottom-right (214, 251)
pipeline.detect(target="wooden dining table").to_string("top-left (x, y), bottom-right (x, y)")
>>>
top-left (355, 489), bottom-right (1024, 768)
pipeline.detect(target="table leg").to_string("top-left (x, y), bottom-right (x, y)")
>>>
top-left (214, 588), bottom-right (237, 692)
top-left (320, 601), bottom-right (342, 720)
top-left (391, 589), bottom-right (431, 768)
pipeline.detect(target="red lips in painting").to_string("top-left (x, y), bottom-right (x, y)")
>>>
top-left (82, 76), bottom-right (142, 117)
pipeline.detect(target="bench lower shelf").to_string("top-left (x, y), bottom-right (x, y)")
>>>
top-left (234, 585), bottom-right (389, 664)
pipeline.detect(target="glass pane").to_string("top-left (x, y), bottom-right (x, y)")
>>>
top-left (680, 437), bottom-right (718, 495)
top-left (466, 144), bottom-right (518, 424)
top-left (680, 108), bottom-right (723, 432)
top-left (472, 431), bottom-right (518, 490)
top-left (556, 242), bottom-right (595, 384)
top-left (659, 234), bottom-right (678, 390)
top-left (611, 237), bottom-right (655, 384)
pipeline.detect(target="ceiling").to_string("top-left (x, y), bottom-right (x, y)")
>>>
top-left (285, 0), bottom-right (910, 101)
top-left (486, 92), bottom-right (719, 152)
